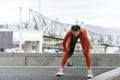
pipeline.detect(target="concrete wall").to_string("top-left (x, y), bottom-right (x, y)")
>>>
top-left (0, 53), bottom-right (120, 66)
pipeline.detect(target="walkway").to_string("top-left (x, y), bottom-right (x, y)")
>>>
top-left (0, 66), bottom-right (115, 80)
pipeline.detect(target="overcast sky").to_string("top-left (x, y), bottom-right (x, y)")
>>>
top-left (0, 0), bottom-right (120, 28)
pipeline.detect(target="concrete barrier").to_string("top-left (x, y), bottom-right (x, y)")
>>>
top-left (0, 53), bottom-right (120, 66)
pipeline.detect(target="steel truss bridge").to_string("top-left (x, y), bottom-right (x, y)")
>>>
top-left (28, 9), bottom-right (120, 47)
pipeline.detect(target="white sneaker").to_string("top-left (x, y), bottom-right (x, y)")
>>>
top-left (87, 69), bottom-right (93, 78)
top-left (56, 68), bottom-right (64, 77)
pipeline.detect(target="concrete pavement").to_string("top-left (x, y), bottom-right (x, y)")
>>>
top-left (0, 66), bottom-right (115, 80)
top-left (111, 75), bottom-right (120, 80)
top-left (88, 67), bottom-right (120, 80)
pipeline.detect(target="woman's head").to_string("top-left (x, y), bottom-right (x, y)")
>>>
top-left (71, 25), bottom-right (81, 36)
top-left (71, 25), bottom-right (80, 31)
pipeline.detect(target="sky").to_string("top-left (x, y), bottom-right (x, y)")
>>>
top-left (0, 0), bottom-right (120, 28)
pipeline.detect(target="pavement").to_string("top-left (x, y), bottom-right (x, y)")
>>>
top-left (111, 75), bottom-right (120, 80)
top-left (0, 66), bottom-right (116, 80)
top-left (88, 67), bottom-right (120, 80)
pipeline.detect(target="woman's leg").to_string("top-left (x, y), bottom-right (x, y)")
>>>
top-left (56, 51), bottom-right (69, 76)
top-left (61, 51), bottom-right (69, 68)
top-left (83, 50), bottom-right (93, 78)
top-left (83, 50), bottom-right (92, 69)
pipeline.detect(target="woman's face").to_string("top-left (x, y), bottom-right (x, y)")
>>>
top-left (72, 30), bottom-right (80, 36)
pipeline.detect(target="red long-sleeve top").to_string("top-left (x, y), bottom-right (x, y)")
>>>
top-left (63, 28), bottom-right (90, 53)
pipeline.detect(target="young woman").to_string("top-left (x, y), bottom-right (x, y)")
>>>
top-left (56, 25), bottom-right (93, 78)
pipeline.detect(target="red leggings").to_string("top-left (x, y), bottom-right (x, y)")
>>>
top-left (60, 50), bottom-right (92, 68)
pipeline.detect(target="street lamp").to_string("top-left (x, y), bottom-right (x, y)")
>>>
top-left (75, 20), bottom-right (79, 24)
top-left (81, 21), bottom-right (84, 27)
top-left (19, 6), bottom-right (22, 52)
top-left (38, 0), bottom-right (41, 13)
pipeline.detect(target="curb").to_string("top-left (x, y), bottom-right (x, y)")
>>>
top-left (87, 67), bottom-right (120, 80)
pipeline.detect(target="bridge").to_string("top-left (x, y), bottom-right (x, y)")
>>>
top-left (0, 9), bottom-right (120, 53)
top-left (27, 9), bottom-right (120, 47)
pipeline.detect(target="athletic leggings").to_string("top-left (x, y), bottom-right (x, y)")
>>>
top-left (60, 49), bottom-right (92, 69)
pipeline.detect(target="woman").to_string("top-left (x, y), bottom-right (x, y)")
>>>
top-left (56, 25), bottom-right (93, 78)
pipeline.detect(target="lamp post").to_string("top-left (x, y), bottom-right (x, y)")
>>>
top-left (19, 6), bottom-right (22, 52)
top-left (81, 21), bottom-right (84, 27)
top-left (38, 0), bottom-right (41, 13)
top-left (75, 20), bottom-right (79, 24)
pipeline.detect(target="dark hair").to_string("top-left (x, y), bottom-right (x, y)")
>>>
top-left (71, 25), bottom-right (81, 31)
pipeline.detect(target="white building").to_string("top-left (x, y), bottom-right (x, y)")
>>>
top-left (0, 29), bottom-right (43, 53)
